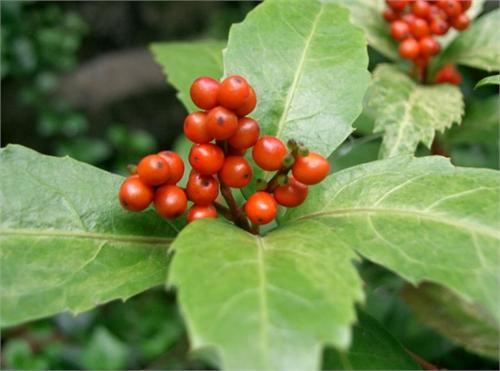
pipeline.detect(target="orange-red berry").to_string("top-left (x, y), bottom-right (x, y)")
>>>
top-left (186, 171), bottom-right (219, 206)
top-left (228, 117), bottom-right (260, 150)
top-left (206, 106), bottom-right (239, 140)
top-left (292, 152), bottom-right (330, 185)
top-left (274, 176), bottom-right (308, 208)
top-left (410, 18), bottom-right (430, 39)
top-left (190, 77), bottom-right (220, 110)
top-left (219, 156), bottom-right (253, 189)
top-left (158, 151), bottom-right (185, 185)
top-left (245, 192), bottom-right (277, 225)
top-left (184, 112), bottom-right (213, 144)
top-left (461, 0), bottom-right (472, 11)
top-left (435, 64), bottom-right (462, 85)
top-left (386, 0), bottom-right (408, 12)
top-left (189, 143), bottom-right (225, 175)
top-left (119, 175), bottom-right (154, 211)
top-left (430, 17), bottom-right (450, 35)
top-left (419, 36), bottom-right (441, 56)
top-left (383, 7), bottom-right (400, 22)
top-left (399, 38), bottom-right (420, 59)
top-left (137, 154), bottom-right (170, 186)
top-left (154, 185), bottom-right (187, 219)
top-left (412, 0), bottom-right (431, 18)
top-left (451, 13), bottom-right (470, 30)
top-left (390, 20), bottom-right (411, 41)
top-left (437, 0), bottom-right (462, 17)
top-left (252, 136), bottom-right (287, 171)
top-left (235, 86), bottom-right (257, 117)
top-left (187, 204), bottom-right (217, 223)
top-left (218, 75), bottom-right (250, 110)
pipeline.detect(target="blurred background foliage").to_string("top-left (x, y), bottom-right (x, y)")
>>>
top-left (1, 1), bottom-right (498, 370)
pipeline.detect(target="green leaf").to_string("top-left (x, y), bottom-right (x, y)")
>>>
top-left (284, 156), bottom-right (500, 322)
top-left (475, 75), bottom-right (500, 89)
top-left (150, 40), bottom-right (225, 113)
top-left (169, 219), bottom-right (363, 370)
top-left (224, 0), bottom-right (370, 156)
top-left (402, 283), bottom-right (499, 360)
top-left (323, 311), bottom-right (420, 370)
top-left (0, 145), bottom-right (178, 327)
top-left (436, 8), bottom-right (500, 72)
top-left (81, 327), bottom-right (129, 370)
top-left (368, 64), bottom-right (464, 158)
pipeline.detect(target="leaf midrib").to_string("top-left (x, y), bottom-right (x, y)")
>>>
top-left (0, 228), bottom-right (173, 245)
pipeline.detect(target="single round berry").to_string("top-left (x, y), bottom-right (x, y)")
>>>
top-left (219, 156), bottom-right (253, 189)
top-left (430, 17), bottom-right (450, 35)
top-left (252, 136), bottom-right (288, 171)
top-left (292, 152), bottom-right (330, 185)
top-left (410, 18), bottom-right (430, 39)
top-left (461, 0), bottom-right (472, 11)
top-left (428, 5), bottom-right (447, 21)
top-left (245, 192), bottom-right (277, 225)
top-left (412, 0), bottom-right (431, 18)
top-left (154, 185), bottom-right (187, 219)
top-left (399, 38), bottom-right (420, 59)
top-left (119, 175), bottom-right (154, 211)
top-left (158, 151), bottom-right (185, 185)
top-left (273, 176), bottom-right (308, 208)
top-left (189, 143), bottom-right (225, 175)
top-left (437, 0), bottom-right (462, 17)
top-left (451, 14), bottom-right (470, 31)
top-left (228, 117), bottom-right (260, 150)
top-left (419, 36), bottom-right (440, 56)
top-left (401, 13), bottom-right (417, 26)
top-left (186, 171), bottom-right (219, 206)
top-left (218, 75), bottom-right (250, 110)
top-left (383, 8), bottom-right (400, 22)
top-left (206, 106), bottom-right (239, 140)
top-left (137, 154), bottom-right (170, 186)
top-left (235, 86), bottom-right (257, 117)
top-left (386, 0), bottom-right (408, 11)
top-left (190, 77), bottom-right (220, 110)
top-left (435, 64), bottom-right (462, 85)
top-left (390, 20), bottom-right (411, 41)
top-left (184, 112), bottom-right (213, 144)
top-left (187, 204), bottom-right (217, 224)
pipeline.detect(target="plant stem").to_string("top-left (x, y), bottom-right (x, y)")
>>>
top-left (219, 179), bottom-right (251, 232)
top-left (406, 350), bottom-right (440, 370)
top-left (250, 222), bottom-right (260, 235)
top-left (265, 167), bottom-right (291, 192)
top-left (214, 201), bottom-right (232, 220)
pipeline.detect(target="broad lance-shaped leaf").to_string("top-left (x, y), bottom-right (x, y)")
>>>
top-left (323, 311), bottom-right (419, 370)
top-left (224, 0), bottom-right (370, 156)
top-left (475, 75), bottom-right (500, 89)
top-left (0, 145), bottom-right (179, 327)
top-left (150, 40), bottom-right (225, 113)
top-left (402, 283), bottom-right (499, 360)
top-left (368, 64), bottom-right (463, 158)
top-left (169, 219), bottom-right (363, 370)
top-left (284, 156), bottom-right (500, 322)
top-left (435, 8), bottom-right (500, 72)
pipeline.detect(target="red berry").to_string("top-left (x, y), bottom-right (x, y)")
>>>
top-left (292, 152), bottom-right (330, 185)
top-left (412, 0), bottom-right (431, 18)
top-left (158, 151), bottom-right (185, 185)
top-left (435, 64), bottom-right (462, 85)
top-left (206, 106), bottom-right (239, 140)
top-left (383, 8), bottom-right (400, 22)
top-left (419, 36), bottom-right (441, 56)
top-left (154, 185), bottom-right (187, 219)
top-left (119, 175), bottom-right (154, 211)
top-left (189, 143), bottom-right (225, 175)
top-left (186, 171), bottom-right (219, 205)
top-left (184, 112), bottom-right (213, 144)
top-left (410, 18), bottom-right (430, 39)
top-left (437, 0), bottom-right (462, 17)
top-left (274, 176), bottom-right (308, 208)
top-left (187, 204), bottom-right (217, 223)
top-left (235, 86), bottom-right (257, 117)
top-left (399, 38), bottom-right (421, 59)
top-left (228, 117), bottom-right (260, 150)
top-left (190, 77), bottom-right (220, 110)
top-left (137, 154), bottom-right (170, 186)
top-left (245, 192), bottom-right (277, 225)
top-left (390, 20), bottom-right (411, 41)
top-left (461, 0), bottom-right (472, 11)
top-left (428, 5), bottom-right (447, 21)
top-left (386, 0), bottom-right (408, 11)
top-left (451, 13), bottom-right (470, 30)
top-left (252, 136), bottom-right (287, 171)
top-left (219, 156), bottom-right (253, 188)
top-left (401, 13), bottom-right (417, 26)
top-left (430, 17), bottom-right (450, 35)
top-left (218, 75), bottom-right (250, 110)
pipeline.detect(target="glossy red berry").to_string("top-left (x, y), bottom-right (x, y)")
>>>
top-left (386, 0), bottom-right (408, 11)
top-left (184, 112), bottom-right (213, 144)
top-left (219, 156), bottom-right (253, 188)
top-left (137, 154), bottom-right (170, 186)
top-left (190, 77), bottom-right (220, 110)
top-left (274, 176), bottom-right (308, 208)
top-left (437, 0), bottom-right (462, 17)
top-left (383, 8), bottom-right (400, 22)
top-left (390, 20), bottom-right (411, 41)
top-left (428, 5), bottom-right (447, 21)
top-left (186, 171), bottom-right (219, 205)
top-left (187, 204), bottom-right (217, 223)
top-left (461, 0), bottom-right (472, 11)
top-left (245, 192), bottom-right (277, 225)
top-left (292, 152), bottom-right (330, 185)
top-left (410, 18), bottom-right (430, 39)
top-left (399, 38), bottom-right (420, 59)
top-left (435, 64), bottom-right (462, 85)
top-left (154, 185), bottom-right (187, 219)
top-left (228, 117), bottom-right (260, 150)
top-left (235, 86), bottom-right (257, 117)
top-left (412, 0), bottom-right (431, 18)
top-left (206, 106), bottom-right (239, 140)
top-left (419, 36), bottom-right (440, 56)
top-left (451, 14), bottom-right (470, 30)
top-left (252, 136), bottom-right (287, 171)
top-left (430, 17), bottom-right (450, 35)
top-left (158, 151), bottom-right (185, 185)
top-left (189, 143), bottom-right (225, 175)
top-left (119, 175), bottom-right (154, 211)
top-left (218, 75), bottom-right (250, 110)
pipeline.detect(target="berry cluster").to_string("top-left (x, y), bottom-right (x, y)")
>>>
top-left (118, 75), bottom-right (330, 232)
top-left (384, 0), bottom-right (471, 83)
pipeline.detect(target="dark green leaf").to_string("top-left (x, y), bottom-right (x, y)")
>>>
top-left (475, 75), bottom-right (500, 89)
